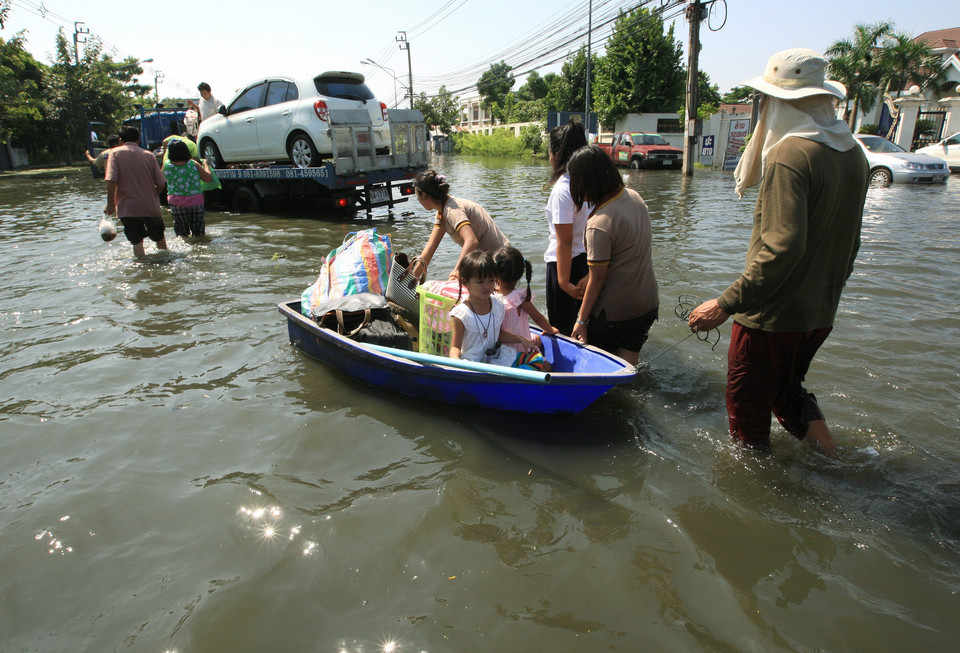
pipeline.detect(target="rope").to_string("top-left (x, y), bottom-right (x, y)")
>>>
top-left (637, 294), bottom-right (722, 369)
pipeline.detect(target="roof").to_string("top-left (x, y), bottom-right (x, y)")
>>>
top-left (914, 27), bottom-right (960, 52)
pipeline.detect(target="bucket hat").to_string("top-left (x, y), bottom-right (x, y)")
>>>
top-left (742, 48), bottom-right (846, 100)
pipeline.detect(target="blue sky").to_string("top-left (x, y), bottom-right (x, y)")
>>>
top-left (3, 0), bottom-right (952, 105)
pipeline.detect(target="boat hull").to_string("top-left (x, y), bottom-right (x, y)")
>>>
top-left (279, 300), bottom-right (636, 413)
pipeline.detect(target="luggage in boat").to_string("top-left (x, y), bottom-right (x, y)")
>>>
top-left (313, 292), bottom-right (412, 350)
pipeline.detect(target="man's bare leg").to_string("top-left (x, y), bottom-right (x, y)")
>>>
top-left (133, 241), bottom-right (146, 257)
top-left (157, 238), bottom-right (168, 250)
top-left (805, 419), bottom-right (837, 457)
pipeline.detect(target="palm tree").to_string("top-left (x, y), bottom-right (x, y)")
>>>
top-left (826, 21), bottom-right (894, 129)
top-left (878, 32), bottom-right (948, 97)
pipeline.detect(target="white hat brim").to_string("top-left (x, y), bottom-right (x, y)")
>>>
top-left (743, 75), bottom-right (847, 100)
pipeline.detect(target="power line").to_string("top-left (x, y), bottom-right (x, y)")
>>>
top-left (417, 0), bottom-right (686, 99)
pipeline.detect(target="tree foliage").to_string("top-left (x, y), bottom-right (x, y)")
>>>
top-left (826, 21), bottom-right (944, 129)
top-left (544, 48), bottom-right (589, 112)
top-left (0, 30), bottom-right (47, 144)
top-left (516, 71), bottom-right (548, 102)
top-left (477, 60), bottom-right (514, 122)
top-left (721, 85), bottom-right (754, 104)
top-left (692, 70), bottom-right (722, 120)
top-left (414, 85), bottom-right (461, 135)
top-left (592, 7), bottom-right (685, 127)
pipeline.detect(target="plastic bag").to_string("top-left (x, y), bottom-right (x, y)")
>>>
top-left (301, 228), bottom-right (392, 318)
top-left (99, 215), bottom-right (117, 241)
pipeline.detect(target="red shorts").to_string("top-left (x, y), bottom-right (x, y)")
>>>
top-left (726, 322), bottom-right (832, 448)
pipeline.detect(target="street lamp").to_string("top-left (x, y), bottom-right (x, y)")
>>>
top-left (361, 59), bottom-right (404, 109)
top-left (110, 57), bottom-right (153, 72)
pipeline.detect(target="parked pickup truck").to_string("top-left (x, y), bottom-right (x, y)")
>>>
top-left (597, 132), bottom-right (683, 169)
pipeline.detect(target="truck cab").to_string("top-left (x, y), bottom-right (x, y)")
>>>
top-left (600, 132), bottom-right (683, 169)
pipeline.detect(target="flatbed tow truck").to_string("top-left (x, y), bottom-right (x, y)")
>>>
top-left (204, 108), bottom-right (429, 215)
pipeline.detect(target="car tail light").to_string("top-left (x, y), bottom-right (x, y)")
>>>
top-left (314, 100), bottom-right (329, 121)
top-left (380, 102), bottom-right (389, 121)
top-left (399, 184), bottom-right (415, 196)
top-left (337, 196), bottom-right (350, 208)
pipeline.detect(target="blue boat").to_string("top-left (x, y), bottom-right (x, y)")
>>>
top-left (279, 300), bottom-right (636, 413)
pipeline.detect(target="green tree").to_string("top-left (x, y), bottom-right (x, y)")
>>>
top-left (592, 7), bottom-right (684, 127)
top-left (691, 70), bottom-right (721, 120)
top-left (414, 85), bottom-right (461, 135)
top-left (45, 30), bottom-right (149, 160)
top-left (828, 22), bottom-right (947, 129)
top-left (0, 31), bottom-right (47, 150)
top-left (516, 71), bottom-right (548, 102)
top-left (544, 48), bottom-right (589, 111)
top-left (477, 60), bottom-right (514, 123)
top-left (826, 21), bottom-right (895, 128)
top-left (877, 32), bottom-right (948, 96)
top-left (721, 85), bottom-right (753, 104)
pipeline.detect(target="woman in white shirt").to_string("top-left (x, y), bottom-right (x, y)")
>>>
top-left (543, 121), bottom-right (591, 335)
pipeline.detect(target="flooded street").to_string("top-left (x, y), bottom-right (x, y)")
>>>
top-left (1, 159), bottom-right (959, 652)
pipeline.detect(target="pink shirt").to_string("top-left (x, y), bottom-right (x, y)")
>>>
top-left (498, 288), bottom-right (533, 352)
top-left (105, 142), bottom-right (166, 218)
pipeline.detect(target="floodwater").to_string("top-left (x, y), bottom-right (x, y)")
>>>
top-left (1, 158), bottom-right (958, 652)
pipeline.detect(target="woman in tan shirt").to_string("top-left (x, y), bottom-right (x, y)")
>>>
top-left (568, 146), bottom-right (659, 365)
top-left (411, 170), bottom-right (509, 280)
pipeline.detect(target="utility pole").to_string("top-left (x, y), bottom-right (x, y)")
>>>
top-left (397, 31), bottom-right (414, 109)
top-left (72, 22), bottom-right (89, 65)
top-left (584, 0), bottom-right (592, 138)
top-left (683, 0), bottom-right (704, 177)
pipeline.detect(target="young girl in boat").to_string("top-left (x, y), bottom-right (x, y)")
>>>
top-left (494, 246), bottom-right (557, 371)
top-left (449, 250), bottom-right (540, 368)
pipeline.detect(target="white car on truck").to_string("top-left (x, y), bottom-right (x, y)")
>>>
top-left (198, 71), bottom-right (390, 169)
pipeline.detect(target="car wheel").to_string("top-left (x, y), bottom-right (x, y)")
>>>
top-left (288, 133), bottom-right (319, 168)
top-left (630, 158), bottom-right (643, 170)
top-left (231, 186), bottom-right (261, 214)
top-left (869, 167), bottom-right (893, 185)
top-left (200, 139), bottom-right (224, 169)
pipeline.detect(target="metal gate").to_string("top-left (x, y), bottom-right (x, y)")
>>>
top-left (912, 110), bottom-right (946, 151)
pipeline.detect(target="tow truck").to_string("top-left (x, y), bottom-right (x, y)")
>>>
top-left (204, 108), bottom-right (428, 214)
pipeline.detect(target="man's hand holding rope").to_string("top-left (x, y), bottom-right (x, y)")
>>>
top-left (688, 298), bottom-right (730, 332)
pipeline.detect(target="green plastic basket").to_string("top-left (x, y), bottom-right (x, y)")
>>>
top-left (417, 285), bottom-right (457, 356)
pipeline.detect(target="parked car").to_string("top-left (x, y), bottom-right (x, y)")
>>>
top-left (197, 72), bottom-right (390, 169)
top-left (597, 132), bottom-right (683, 169)
top-left (914, 132), bottom-right (960, 171)
top-left (853, 134), bottom-right (950, 185)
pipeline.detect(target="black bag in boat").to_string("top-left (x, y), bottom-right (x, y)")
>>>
top-left (314, 292), bottom-right (412, 350)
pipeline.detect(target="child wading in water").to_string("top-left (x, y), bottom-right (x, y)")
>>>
top-left (163, 139), bottom-right (212, 237)
top-left (494, 246), bottom-right (558, 372)
top-left (450, 250), bottom-right (541, 369)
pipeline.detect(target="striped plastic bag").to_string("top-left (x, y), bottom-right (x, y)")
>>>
top-left (301, 228), bottom-right (392, 318)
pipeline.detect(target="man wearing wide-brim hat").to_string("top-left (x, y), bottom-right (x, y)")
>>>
top-left (688, 48), bottom-right (869, 455)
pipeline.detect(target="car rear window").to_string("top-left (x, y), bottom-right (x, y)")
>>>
top-left (314, 77), bottom-right (375, 102)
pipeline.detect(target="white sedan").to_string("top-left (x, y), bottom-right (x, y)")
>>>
top-left (854, 135), bottom-right (950, 185)
top-left (915, 132), bottom-right (960, 171)
top-left (197, 72), bottom-right (390, 169)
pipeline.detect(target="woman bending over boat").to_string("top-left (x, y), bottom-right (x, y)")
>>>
top-left (568, 145), bottom-right (659, 366)
top-left (411, 170), bottom-right (510, 280)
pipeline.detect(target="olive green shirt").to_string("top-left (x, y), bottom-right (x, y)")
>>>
top-left (718, 137), bottom-right (868, 332)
